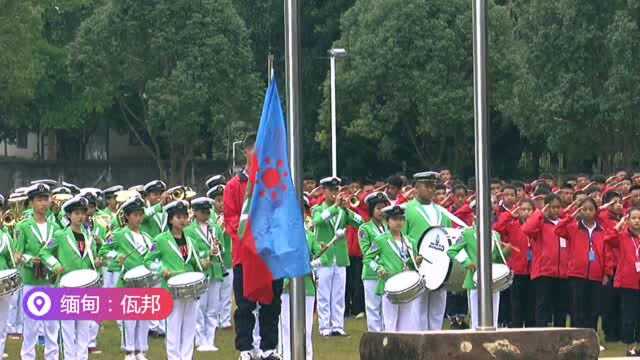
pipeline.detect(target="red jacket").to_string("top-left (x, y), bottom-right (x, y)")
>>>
top-left (223, 173), bottom-right (247, 267)
top-left (347, 226), bottom-right (362, 257)
top-left (450, 203), bottom-right (474, 228)
top-left (521, 210), bottom-right (568, 279)
top-left (493, 211), bottom-right (530, 275)
top-left (555, 218), bottom-right (612, 281)
top-left (607, 228), bottom-right (640, 290)
top-left (598, 209), bottom-right (622, 272)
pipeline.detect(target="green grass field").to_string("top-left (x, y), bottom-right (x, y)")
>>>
top-left (3, 318), bottom-right (632, 359)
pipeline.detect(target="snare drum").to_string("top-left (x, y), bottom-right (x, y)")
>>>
top-left (0, 269), bottom-right (23, 296)
top-left (167, 272), bottom-right (208, 300)
top-left (417, 227), bottom-right (465, 292)
top-left (473, 263), bottom-right (513, 292)
top-left (383, 271), bottom-right (425, 304)
top-left (59, 269), bottom-right (102, 288)
top-left (123, 265), bottom-right (158, 288)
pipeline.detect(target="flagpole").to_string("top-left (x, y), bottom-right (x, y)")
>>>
top-left (284, 0), bottom-right (306, 359)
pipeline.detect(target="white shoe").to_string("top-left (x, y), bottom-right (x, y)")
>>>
top-left (2, 354), bottom-right (7, 359)
top-left (239, 351), bottom-right (253, 360)
top-left (197, 345), bottom-right (219, 352)
top-left (599, 345), bottom-right (605, 351)
top-left (125, 354), bottom-right (136, 360)
top-left (136, 353), bottom-right (149, 360)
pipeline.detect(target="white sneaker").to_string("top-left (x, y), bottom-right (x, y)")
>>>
top-left (2, 354), bottom-right (7, 359)
top-left (239, 351), bottom-right (253, 360)
top-left (599, 345), bottom-right (605, 351)
top-left (197, 345), bottom-right (219, 352)
top-left (136, 353), bottom-right (149, 360)
top-left (124, 354), bottom-right (136, 360)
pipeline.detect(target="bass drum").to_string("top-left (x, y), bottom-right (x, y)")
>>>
top-left (417, 227), bottom-right (465, 292)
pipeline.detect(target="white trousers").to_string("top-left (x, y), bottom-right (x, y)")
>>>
top-left (419, 288), bottom-right (447, 331)
top-left (363, 280), bottom-right (383, 332)
top-left (123, 320), bottom-right (150, 353)
top-left (21, 285), bottom-right (59, 360)
top-left (102, 270), bottom-right (121, 288)
top-left (382, 294), bottom-right (423, 332)
top-left (316, 265), bottom-right (346, 333)
top-left (219, 270), bottom-right (233, 327)
top-left (150, 283), bottom-right (166, 334)
top-left (7, 289), bottom-right (23, 334)
top-left (196, 280), bottom-right (222, 347)
top-left (60, 320), bottom-right (90, 360)
top-left (0, 295), bottom-right (10, 356)
top-left (468, 289), bottom-right (500, 330)
top-left (280, 293), bottom-right (314, 360)
top-left (166, 298), bottom-right (198, 360)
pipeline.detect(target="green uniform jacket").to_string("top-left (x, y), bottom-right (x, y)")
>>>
top-left (213, 212), bottom-right (233, 269)
top-left (404, 200), bottom-right (453, 243)
top-left (311, 202), bottom-right (363, 267)
top-left (358, 220), bottom-right (388, 280)
top-left (368, 232), bottom-right (419, 295)
top-left (284, 231), bottom-right (319, 296)
top-left (98, 227), bottom-right (154, 287)
top-left (184, 220), bottom-right (225, 282)
top-left (0, 229), bottom-right (15, 270)
top-left (14, 217), bottom-right (60, 285)
top-left (39, 227), bottom-right (97, 286)
top-left (141, 203), bottom-right (166, 240)
top-left (143, 230), bottom-right (204, 289)
top-left (447, 228), bottom-right (507, 290)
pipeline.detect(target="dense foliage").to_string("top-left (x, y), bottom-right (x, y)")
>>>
top-left (1, 0), bottom-right (640, 181)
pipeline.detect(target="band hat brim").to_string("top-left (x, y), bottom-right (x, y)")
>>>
top-left (143, 180), bottom-right (167, 193)
top-left (61, 196), bottom-right (89, 214)
top-left (191, 197), bottom-right (214, 209)
top-left (413, 171), bottom-right (440, 182)
top-left (364, 191), bottom-right (390, 205)
top-left (319, 176), bottom-right (342, 187)
top-left (164, 200), bottom-right (189, 214)
top-left (206, 185), bottom-right (225, 198)
top-left (382, 204), bottom-right (406, 217)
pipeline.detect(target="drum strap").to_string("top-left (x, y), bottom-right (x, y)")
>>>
top-left (493, 233), bottom-right (509, 265)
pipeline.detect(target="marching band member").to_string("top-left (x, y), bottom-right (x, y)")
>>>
top-left (99, 185), bottom-right (124, 220)
top-left (369, 204), bottom-right (422, 332)
top-left (144, 200), bottom-right (204, 360)
top-left (141, 180), bottom-right (168, 337)
top-left (403, 171), bottom-right (467, 331)
top-left (40, 196), bottom-right (100, 360)
top-left (14, 184), bottom-right (60, 360)
top-left (358, 192), bottom-right (390, 332)
top-left (207, 185), bottom-right (234, 329)
top-left (493, 198), bottom-right (535, 328)
top-left (185, 197), bottom-right (225, 352)
top-left (0, 195), bottom-right (15, 359)
top-left (384, 176), bottom-right (404, 206)
top-left (312, 176), bottom-right (363, 336)
top-left (98, 186), bottom-right (124, 287)
top-left (99, 196), bottom-right (152, 360)
top-left (5, 190), bottom-right (26, 341)
top-left (522, 193), bottom-right (569, 327)
top-left (447, 227), bottom-right (511, 329)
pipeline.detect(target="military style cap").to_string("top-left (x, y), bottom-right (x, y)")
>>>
top-left (365, 192), bottom-right (390, 207)
top-left (27, 184), bottom-right (51, 199)
top-left (319, 176), bottom-right (342, 188)
top-left (413, 171), bottom-right (440, 183)
top-left (206, 185), bottom-right (225, 199)
top-left (164, 200), bottom-right (189, 217)
top-left (191, 197), bottom-right (214, 211)
top-left (205, 175), bottom-right (226, 190)
top-left (382, 204), bottom-right (406, 218)
top-left (143, 180), bottom-right (167, 194)
top-left (121, 196), bottom-right (145, 215)
top-left (103, 185), bottom-right (124, 198)
top-left (62, 196), bottom-right (89, 214)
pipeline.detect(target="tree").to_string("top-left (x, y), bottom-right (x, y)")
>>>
top-left (70, 0), bottom-right (262, 184)
top-left (316, 0), bottom-right (516, 177)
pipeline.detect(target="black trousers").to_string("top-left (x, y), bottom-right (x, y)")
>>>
top-left (445, 291), bottom-right (468, 317)
top-left (569, 278), bottom-right (602, 330)
top-left (620, 288), bottom-right (640, 345)
top-left (534, 276), bottom-right (570, 327)
top-left (498, 286), bottom-right (511, 326)
top-left (602, 280), bottom-right (622, 342)
top-left (233, 266), bottom-right (284, 352)
top-left (510, 274), bottom-right (535, 327)
top-left (345, 256), bottom-right (365, 316)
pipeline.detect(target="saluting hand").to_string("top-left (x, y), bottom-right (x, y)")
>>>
top-left (615, 215), bottom-right (628, 232)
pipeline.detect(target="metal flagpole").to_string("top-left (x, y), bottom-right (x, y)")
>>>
top-left (284, 0), bottom-right (307, 359)
top-left (472, 0), bottom-right (494, 330)
top-left (330, 55), bottom-right (337, 177)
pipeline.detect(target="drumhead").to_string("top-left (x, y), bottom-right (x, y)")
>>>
top-left (124, 265), bottom-right (151, 280)
top-left (473, 263), bottom-right (511, 283)
top-left (384, 271), bottom-right (421, 293)
top-left (417, 227), bottom-right (453, 290)
top-left (0, 269), bottom-right (17, 279)
top-left (60, 269), bottom-right (99, 288)
top-left (167, 271), bottom-right (205, 287)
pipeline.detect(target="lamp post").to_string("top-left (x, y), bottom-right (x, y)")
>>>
top-left (328, 48), bottom-right (347, 177)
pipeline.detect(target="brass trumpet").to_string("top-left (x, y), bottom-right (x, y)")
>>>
top-left (168, 186), bottom-right (186, 201)
top-left (349, 190), bottom-right (362, 208)
top-left (2, 211), bottom-right (16, 229)
top-left (51, 193), bottom-right (73, 213)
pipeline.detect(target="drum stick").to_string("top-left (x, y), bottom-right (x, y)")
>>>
top-left (313, 229), bottom-right (346, 260)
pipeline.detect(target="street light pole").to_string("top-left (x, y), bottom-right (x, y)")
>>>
top-left (328, 48), bottom-right (346, 177)
top-left (472, 0), bottom-right (494, 330)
